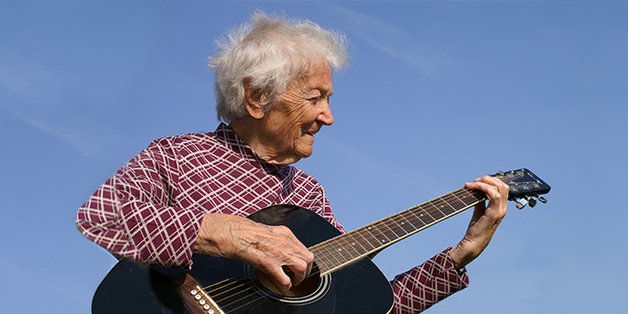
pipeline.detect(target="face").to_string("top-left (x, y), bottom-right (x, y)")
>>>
top-left (257, 62), bottom-right (335, 165)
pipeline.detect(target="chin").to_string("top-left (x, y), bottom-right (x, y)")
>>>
top-left (296, 148), bottom-right (314, 159)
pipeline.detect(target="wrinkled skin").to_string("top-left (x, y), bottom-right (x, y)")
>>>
top-left (195, 62), bottom-right (334, 292)
top-left (449, 176), bottom-right (509, 268)
top-left (195, 61), bottom-right (509, 293)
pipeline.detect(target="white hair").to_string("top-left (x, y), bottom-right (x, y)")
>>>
top-left (209, 12), bottom-right (349, 122)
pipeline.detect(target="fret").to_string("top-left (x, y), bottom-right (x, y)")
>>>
top-left (459, 188), bottom-right (484, 204)
top-left (333, 234), bottom-right (363, 259)
top-left (408, 206), bottom-right (434, 225)
top-left (444, 193), bottom-right (468, 211)
top-left (351, 229), bottom-right (378, 252)
top-left (397, 211), bottom-right (420, 231)
top-left (436, 196), bottom-right (457, 217)
top-left (424, 200), bottom-right (446, 220)
top-left (374, 217), bottom-right (406, 239)
top-left (429, 195), bottom-right (456, 219)
top-left (311, 187), bottom-right (490, 273)
top-left (364, 224), bottom-right (394, 247)
top-left (326, 247), bottom-right (349, 266)
top-left (392, 213), bottom-right (418, 234)
top-left (345, 232), bottom-right (376, 263)
top-left (310, 245), bottom-right (336, 272)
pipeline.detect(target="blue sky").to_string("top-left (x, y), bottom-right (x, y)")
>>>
top-left (1, 1), bottom-right (627, 313)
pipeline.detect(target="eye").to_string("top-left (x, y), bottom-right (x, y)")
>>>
top-left (306, 94), bottom-right (327, 105)
top-left (307, 95), bottom-right (323, 104)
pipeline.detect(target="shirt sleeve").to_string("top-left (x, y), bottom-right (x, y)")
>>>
top-left (75, 138), bottom-right (206, 267)
top-left (390, 248), bottom-right (470, 313)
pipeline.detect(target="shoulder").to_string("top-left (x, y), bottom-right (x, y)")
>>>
top-left (152, 132), bottom-right (216, 148)
top-left (290, 166), bottom-right (324, 192)
top-left (147, 132), bottom-right (225, 155)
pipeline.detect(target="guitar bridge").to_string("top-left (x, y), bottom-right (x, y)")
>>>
top-left (190, 285), bottom-right (224, 314)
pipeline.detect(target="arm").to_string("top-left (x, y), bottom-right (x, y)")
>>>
top-left (390, 176), bottom-right (509, 313)
top-left (78, 139), bottom-right (320, 291)
top-left (75, 138), bottom-right (206, 267)
top-left (391, 249), bottom-right (469, 314)
top-left (192, 182), bottom-right (342, 292)
top-left (194, 213), bottom-right (314, 292)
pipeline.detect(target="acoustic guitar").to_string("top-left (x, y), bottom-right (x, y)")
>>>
top-left (92, 168), bottom-right (550, 313)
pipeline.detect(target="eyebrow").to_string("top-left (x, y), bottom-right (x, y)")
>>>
top-left (319, 88), bottom-right (333, 97)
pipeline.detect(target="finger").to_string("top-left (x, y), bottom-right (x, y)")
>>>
top-left (276, 226), bottom-right (314, 272)
top-left (285, 260), bottom-right (308, 286)
top-left (465, 181), bottom-right (508, 220)
top-left (465, 181), bottom-right (501, 200)
top-left (470, 200), bottom-right (486, 224)
top-left (475, 176), bottom-right (510, 196)
top-left (286, 251), bottom-right (314, 287)
top-left (305, 252), bottom-right (314, 277)
top-left (268, 266), bottom-right (292, 292)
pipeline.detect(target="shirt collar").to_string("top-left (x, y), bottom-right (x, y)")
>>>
top-left (214, 123), bottom-right (289, 176)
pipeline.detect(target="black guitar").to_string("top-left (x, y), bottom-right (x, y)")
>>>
top-left (92, 169), bottom-right (550, 314)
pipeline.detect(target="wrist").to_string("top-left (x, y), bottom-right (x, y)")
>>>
top-left (194, 213), bottom-right (231, 256)
top-left (447, 246), bottom-right (470, 269)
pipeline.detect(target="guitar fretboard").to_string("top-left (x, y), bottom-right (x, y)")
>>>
top-left (310, 188), bottom-right (486, 275)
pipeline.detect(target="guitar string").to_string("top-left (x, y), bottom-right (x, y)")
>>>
top-left (202, 266), bottom-right (327, 307)
top-left (220, 190), bottom-right (486, 311)
top-left (307, 188), bottom-right (484, 272)
top-left (203, 267), bottom-right (325, 299)
top-left (218, 183), bottom-right (501, 307)
top-left (198, 188), bottom-right (486, 310)
top-left (214, 285), bottom-right (261, 311)
top-left (211, 282), bottom-right (264, 312)
top-left (204, 189), bottom-right (482, 309)
top-left (311, 188), bottom-right (481, 258)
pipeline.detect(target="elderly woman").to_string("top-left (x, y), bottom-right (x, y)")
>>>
top-left (77, 13), bottom-right (508, 313)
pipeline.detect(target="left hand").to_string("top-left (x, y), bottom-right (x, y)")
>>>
top-left (448, 176), bottom-right (509, 269)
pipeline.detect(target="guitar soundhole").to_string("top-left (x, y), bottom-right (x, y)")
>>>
top-left (246, 264), bottom-right (331, 305)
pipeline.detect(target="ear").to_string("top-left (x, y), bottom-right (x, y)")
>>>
top-left (243, 78), bottom-right (267, 119)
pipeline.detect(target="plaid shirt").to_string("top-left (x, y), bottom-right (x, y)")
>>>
top-left (76, 123), bottom-right (469, 313)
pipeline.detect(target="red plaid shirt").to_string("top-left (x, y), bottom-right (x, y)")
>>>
top-left (76, 124), bottom-right (469, 313)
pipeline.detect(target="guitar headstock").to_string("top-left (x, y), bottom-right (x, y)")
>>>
top-left (493, 168), bottom-right (551, 209)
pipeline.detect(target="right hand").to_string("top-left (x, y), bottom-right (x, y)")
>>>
top-left (194, 213), bottom-right (314, 292)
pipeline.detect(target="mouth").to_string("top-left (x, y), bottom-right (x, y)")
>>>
top-left (303, 129), bottom-right (317, 137)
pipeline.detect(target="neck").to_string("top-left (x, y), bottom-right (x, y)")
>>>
top-left (309, 187), bottom-right (486, 275)
top-left (229, 119), bottom-right (299, 165)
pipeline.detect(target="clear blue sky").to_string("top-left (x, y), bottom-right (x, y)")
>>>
top-left (1, 1), bottom-right (627, 313)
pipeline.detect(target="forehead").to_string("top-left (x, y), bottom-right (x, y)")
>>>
top-left (290, 62), bottom-right (333, 93)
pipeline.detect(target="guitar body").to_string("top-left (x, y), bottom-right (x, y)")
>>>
top-left (92, 205), bottom-right (394, 313)
top-left (91, 169), bottom-right (551, 313)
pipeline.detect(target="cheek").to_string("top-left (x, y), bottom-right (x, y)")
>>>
top-left (283, 106), bottom-right (309, 131)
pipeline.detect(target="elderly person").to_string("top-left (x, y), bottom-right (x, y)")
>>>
top-left (77, 13), bottom-right (508, 313)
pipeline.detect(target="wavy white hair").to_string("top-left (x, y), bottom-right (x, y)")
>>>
top-left (209, 12), bottom-right (349, 122)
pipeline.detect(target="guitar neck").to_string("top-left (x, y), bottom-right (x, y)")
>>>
top-left (310, 187), bottom-right (486, 275)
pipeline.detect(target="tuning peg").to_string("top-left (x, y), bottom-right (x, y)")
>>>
top-left (526, 196), bottom-right (537, 208)
top-left (537, 196), bottom-right (548, 204)
top-left (515, 198), bottom-right (528, 209)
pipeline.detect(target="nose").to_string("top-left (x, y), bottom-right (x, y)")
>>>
top-left (318, 100), bottom-right (334, 126)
